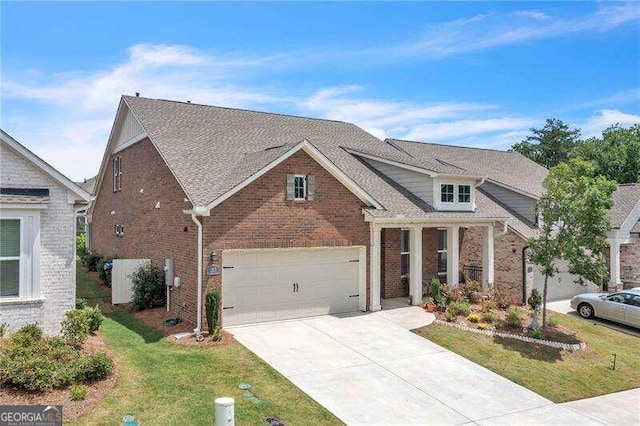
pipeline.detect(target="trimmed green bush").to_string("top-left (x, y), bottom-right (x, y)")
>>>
top-left (75, 352), bottom-right (113, 382)
top-left (76, 233), bottom-right (88, 264)
top-left (447, 301), bottom-right (471, 317)
top-left (12, 323), bottom-right (43, 346)
top-left (76, 298), bottom-right (87, 310)
top-left (482, 311), bottom-right (500, 326)
top-left (506, 307), bottom-right (522, 328)
top-left (85, 252), bottom-right (102, 272)
top-left (528, 288), bottom-right (542, 311)
top-left (131, 263), bottom-right (165, 310)
top-left (205, 288), bottom-right (221, 341)
top-left (85, 305), bottom-right (103, 333)
top-left (71, 383), bottom-right (87, 401)
top-left (61, 309), bottom-right (90, 347)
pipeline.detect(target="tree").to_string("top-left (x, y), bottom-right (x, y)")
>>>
top-left (527, 158), bottom-right (616, 329)
top-left (512, 118), bottom-right (582, 168)
top-left (572, 124), bottom-right (640, 184)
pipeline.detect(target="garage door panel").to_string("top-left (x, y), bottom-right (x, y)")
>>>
top-left (223, 247), bottom-right (362, 326)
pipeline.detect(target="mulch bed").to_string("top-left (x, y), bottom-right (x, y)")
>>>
top-left (0, 333), bottom-right (118, 421)
top-left (168, 330), bottom-right (236, 347)
top-left (433, 304), bottom-right (582, 345)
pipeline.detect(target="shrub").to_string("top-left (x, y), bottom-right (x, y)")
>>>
top-left (528, 288), bottom-right (542, 311)
top-left (491, 285), bottom-right (511, 309)
top-left (76, 233), bottom-right (88, 264)
top-left (477, 322), bottom-right (490, 330)
top-left (13, 323), bottom-right (43, 344)
top-left (547, 316), bottom-right (559, 328)
top-left (429, 277), bottom-right (440, 300)
top-left (482, 311), bottom-right (500, 326)
top-left (460, 280), bottom-right (482, 301)
top-left (445, 310), bottom-right (457, 322)
top-left (506, 307), bottom-right (522, 328)
top-left (447, 301), bottom-right (471, 317)
top-left (75, 298), bottom-right (87, 310)
top-left (97, 259), bottom-right (113, 287)
top-left (85, 305), bottom-right (103, 333)
top-left (467, 313), bottom-right (480, 323)
top-left (61, 309), bottom-right (89, 347)
top-left (85, 252), bottom-right (102, 272)
top-left (2, 355), bottom-right (76, 391)
top-left (530, 328), bottom-right (543, 339)
top-left (131, 263), bottom-right (166, 310)
top-left (440, 283), bottom-right (463, 305)
top-left (481, 299), bottom-right (496, 312)
top-left (75, 352), bottom-right (113, 382)
top-left (205, 288), bottom-right (221, 340)
top-left (70, 383), bottom-right (87, 401)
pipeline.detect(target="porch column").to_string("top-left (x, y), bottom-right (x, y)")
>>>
top-left (447, 226), bottom-right (460, 286)
top-left (609, 239), bottom-right (622, 289)
top-left (482, 224), bottom-right (495, 291)
top-left (370, 223), bottom-right (382, 311)
top-left (409, 226), bottom-right (423, 305)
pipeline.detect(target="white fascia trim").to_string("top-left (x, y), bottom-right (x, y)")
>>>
top-left (617, 199), bottom-right (640, 238)
top-left (202, 140), bottom-right (382, 212)
top-left (345, 149), bottom-right (438, 177)
top-left (362, 212), bottom-right (508, 226)
top-left (485, 178), bottom-right (540, 200)
top-left (0, 130), bottom-right (92, 203)
top-left (113, 131), bottom-right (149, 154)
top-left (0, 203), bottom-right (48, 210)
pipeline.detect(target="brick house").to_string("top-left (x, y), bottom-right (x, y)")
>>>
top-left (0, 130), bottom-right (92, 335)
top-left (89, 95), bottom-right (633, 336)
top-left (607, 184), bottom-right (640, 289)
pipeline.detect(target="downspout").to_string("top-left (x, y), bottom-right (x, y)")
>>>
top-left (191, 213), bottom-right (204, 341)
top-left (522, 246), bottom-right (529, 305)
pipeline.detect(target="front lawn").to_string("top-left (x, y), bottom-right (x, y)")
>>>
top-left (415, 312), bottom-right (640, 403)
top-left (73, 266), bottom-right (340, 425)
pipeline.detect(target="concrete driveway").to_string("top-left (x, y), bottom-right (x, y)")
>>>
top-left (230, 306), bottom-right (602, 425)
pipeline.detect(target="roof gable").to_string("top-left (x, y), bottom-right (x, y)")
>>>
top-left (0, 130), bottom-right (92, 203)
top-left (610, 183), bottom-right (640, 232)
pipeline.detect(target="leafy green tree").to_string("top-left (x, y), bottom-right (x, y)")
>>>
top-left (512, 119), bottom-right (582, 168)
top-left (528, 159), bottom-right (616, 329)
top-left (572, 124), bottom-right (640, 184)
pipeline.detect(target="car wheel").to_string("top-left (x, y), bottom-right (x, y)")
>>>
top-left (577, 303), bottom-right (594, 319)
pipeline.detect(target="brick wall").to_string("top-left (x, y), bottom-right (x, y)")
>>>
top-left (459, 224), bottom-right (526, 303)
top-left (620, 236), bottom-right (640, 285)
top-left (0, 143), bottom-right (78, 335)
top-left (381, 228), bottom-right (404, 298)
top-left (202, 150), bottom-right (371, 323)
top-left (91, 138), bottom-right (197, 323)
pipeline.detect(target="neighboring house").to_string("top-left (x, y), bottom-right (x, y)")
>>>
top-left (607, 184), bottom-right (640, 289)
top-left (76, 176), bottom-right (97, 247)
top-left (90, 95), bottom-right (551, 336)
top-left (0, 130), bottom-right (92, 335)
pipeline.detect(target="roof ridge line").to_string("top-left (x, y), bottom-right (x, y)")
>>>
top-left (388, 138), bottom-right (515, 154)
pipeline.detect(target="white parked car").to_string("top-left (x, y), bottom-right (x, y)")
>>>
top-left (570, 289), bottom-right (640, 328)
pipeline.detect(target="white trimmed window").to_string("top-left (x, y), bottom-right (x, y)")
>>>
top-left (113, 156), bottom-right (122, 192)
top-left (437, 229), bottom-right (447, 276)
top-left (400, 229), bottom-right (410, 276)
top-left (294, 175), bottom-right (306, 200)
top-left (0, 219), bottom-right (20, 298)
top-left (114, 224), bottom-right (124, 236)
top-left (458, 184), bottom-right (471, 203)
top-left (440, 184), bottom-right (454, 203)
top-left (0, 210), bottom-right (41, 300)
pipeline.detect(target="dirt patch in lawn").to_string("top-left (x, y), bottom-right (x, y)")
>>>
top-left (0, 333), bottom-right (118, 422)
top-left (168, 329), bottom-right (236, 347)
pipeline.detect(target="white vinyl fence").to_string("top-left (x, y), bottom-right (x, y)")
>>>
top-left (112, 259), bottom-right (150, 304)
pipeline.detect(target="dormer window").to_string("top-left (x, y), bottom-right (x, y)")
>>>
top-left (458, 185), bottom-right (471, 203)
top-left (440, 184), bottom-right (454, 203)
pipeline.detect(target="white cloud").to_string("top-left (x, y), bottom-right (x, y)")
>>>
top-left (400, 118), bottom-right (536, 141)
top-left (512, 10), bottom-right (551, 20)
top-left (580, 109), bottom-right (640, 138)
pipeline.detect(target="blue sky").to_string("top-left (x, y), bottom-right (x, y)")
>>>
top-left (2, 2), bottom-right (639, 180)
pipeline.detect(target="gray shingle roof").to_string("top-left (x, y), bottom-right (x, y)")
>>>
top-left (387, 139), bottom-right (549, 198)
top-left (610, 183), bottom-right (640, 228)
top-left (122, 96), bottom-right (515, 223)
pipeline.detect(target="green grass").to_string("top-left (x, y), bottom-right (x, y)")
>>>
top-left (73, 265), bottom-right (341, 425)
top-left (415, 313), bottom-right (640, 402)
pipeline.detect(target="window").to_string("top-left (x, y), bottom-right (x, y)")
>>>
top-left (458, 185), bottom-right (471, 203)
top-left (114, 224), bottom-right (124, 236)
top-left (294, 175), bottom-right (306, 200)
top-left (400, 229), bottom-right (410, 276)
top-left (113, 156), bottom-right (122, 192)
top-left (440, 184), bottom-right (454, 203)
top-left (0, 219), bottom-right (20, 298)
top-left (437, 229), bottom-right (447, 276)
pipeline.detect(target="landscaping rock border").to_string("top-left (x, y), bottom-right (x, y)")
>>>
top-left (434, 320), bottom-right (586, 351)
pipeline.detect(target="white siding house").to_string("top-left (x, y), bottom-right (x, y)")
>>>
top-left (0, 130), bottom-right (92, 335)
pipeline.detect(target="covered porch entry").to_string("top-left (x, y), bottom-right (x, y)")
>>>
top-left (368, 220), bottom-right (499, 310)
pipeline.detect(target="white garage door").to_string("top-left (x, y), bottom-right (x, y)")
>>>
top-left (533, 259), bottom-right (599, 301)
top-left (222, 246), bottom-right (364, 326)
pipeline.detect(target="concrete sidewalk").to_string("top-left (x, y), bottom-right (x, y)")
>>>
top-left (230, 306), bottom-right (604, 425)
top-left (562, 388), bottom-right (640, 425)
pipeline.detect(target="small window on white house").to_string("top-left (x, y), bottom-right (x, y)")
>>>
top-left (294, 175), bottom-right (306, 200)
top-left (0, 219), bottom-right (21, 298)
top-left (440, 184), bottom-right (454, 203)
top-left (114, 224), bottom-right (124, 236)
top-left (437, 229), bottom-right (447, 276)
top-left (400, 229), bottom-right (410, 276)
top-left (113, 157), bottom-right (122, 192)
top-left (458, 185), bottom-right (471, 203)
